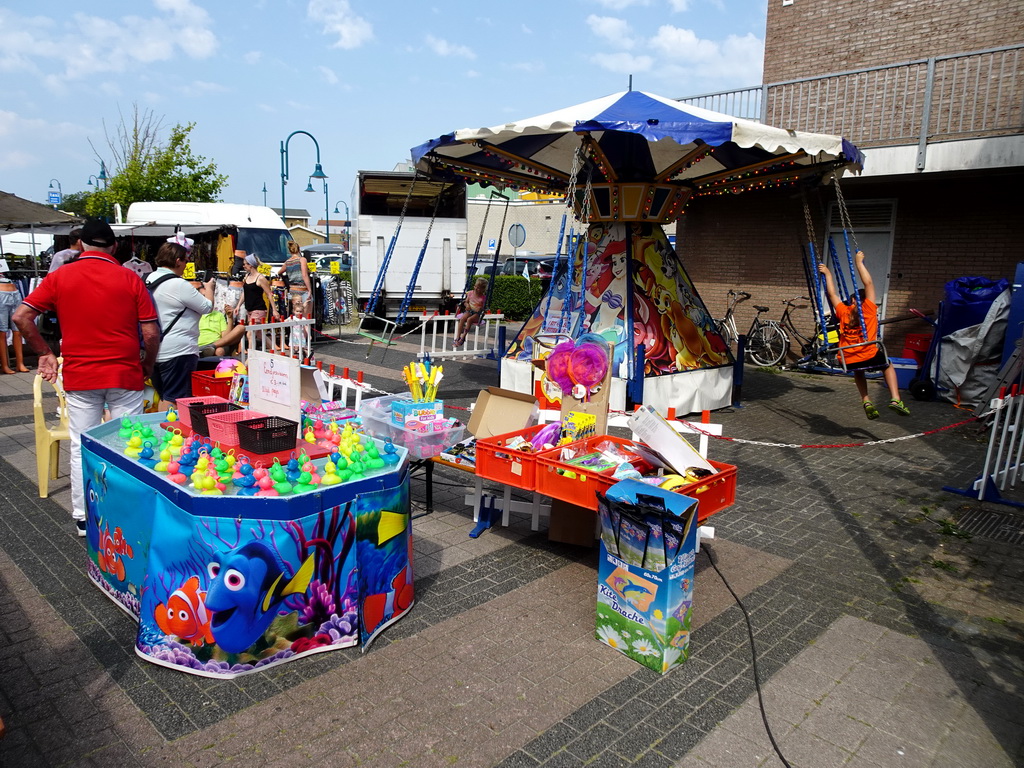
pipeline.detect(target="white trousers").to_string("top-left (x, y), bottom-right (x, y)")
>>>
top-left (66, 388), bottom-right (144, 519)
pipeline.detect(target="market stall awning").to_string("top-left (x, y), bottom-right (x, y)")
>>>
top-left (0, 190), bottom-right (81, 231)
top-left (109, 223), bottom-right (230, 238)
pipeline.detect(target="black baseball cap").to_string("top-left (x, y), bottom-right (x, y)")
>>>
top-left (80, 218), bottom-right (116, 247)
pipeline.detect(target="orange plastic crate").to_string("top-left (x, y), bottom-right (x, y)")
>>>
top-left (191, 370), bottom-right (233, 399)
top-left (206, 409), bottom-right (268, 447)
top-left (475, 424), bottom-right (552, 490)
top-left (536, 435), bottom-right (652, 511)
top-left (173, 396), bottom-right (228, 428)
top-left (677, 460), bottom-right (738, 523)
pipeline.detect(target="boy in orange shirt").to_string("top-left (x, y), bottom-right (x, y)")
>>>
top-left (819, 250), bottom-right (910, 419)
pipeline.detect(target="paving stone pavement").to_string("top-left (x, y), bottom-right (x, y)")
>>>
top-left (0, 334), bottom-right (1021, 767)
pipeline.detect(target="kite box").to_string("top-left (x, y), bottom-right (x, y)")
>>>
top-left (596, 479), bottom-right (698, 675)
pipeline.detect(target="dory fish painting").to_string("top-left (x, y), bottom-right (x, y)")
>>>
top-left (205, 541), bottom-right (316, 654)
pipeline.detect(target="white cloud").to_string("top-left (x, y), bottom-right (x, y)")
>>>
top-left (0, 109), bottom-right (89, 172)
top-left (0, 3), bottom-right (217, 90)
top-left (307, 0), bottom-right (373, 50)
top-left (521, 24), bottom-right (533, 34)
top-left (593, 51), bottom-right (654, 74)
top-left (586, 15), bottom-right (635, 49)
top-left (243, 50), bottom-right (263, 65)
top-left (510, 61), bottom-right (546, 74)
top-left (668, 0), bottom-right (690, 11)
top-left (425, 35), bottom-right (476, 60)
top-left (650, 26), bottom-right (763, 83)
top-left (318, 65), bottom-right (339, 85)
top-left (467, 70), bottom-right (481, 78)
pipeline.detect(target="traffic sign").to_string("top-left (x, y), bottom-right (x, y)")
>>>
top-left (508, 224), bottom-right (526, 248)
top-left (487, 238), bottom-right (497, 253)
top-left (48, 191), bottom-right (62, 205)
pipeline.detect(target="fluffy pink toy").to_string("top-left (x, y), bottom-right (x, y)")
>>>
top-left (545, 340), bottom-right (576, 393)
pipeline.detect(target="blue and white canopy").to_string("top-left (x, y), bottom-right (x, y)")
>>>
top-left (412, 90), bottom-right (863, 192)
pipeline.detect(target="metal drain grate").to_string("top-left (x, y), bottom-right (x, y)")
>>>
top-left (956, 509), bottom-right (1024, 546)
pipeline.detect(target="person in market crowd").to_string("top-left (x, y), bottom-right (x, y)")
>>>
top-left (146, 239), bottom-right (214, 409)
top-left (234, 253), bottom-right (280, 325)
top-left (47, 226), bottom-right (83, 273)
top-left (819, 250), bottom-right (911, 419)
top-left (278, 239), bottom-right (314, 317)
top-left (196, 294), bottom-right (245, 357)
top-left (12, 218), bottom-right (160, 536)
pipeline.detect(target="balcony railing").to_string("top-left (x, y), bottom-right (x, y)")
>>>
top-left (678, 44), bottom-right (1023, 169)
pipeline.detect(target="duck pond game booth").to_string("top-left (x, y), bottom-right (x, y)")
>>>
top-left (80, 402), bottom-right (414, 679)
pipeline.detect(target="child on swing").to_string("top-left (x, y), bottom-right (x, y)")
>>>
top-left (819, 250), bottom-right (910, 419)
top-left (453, 277), bottom-right (488, 348)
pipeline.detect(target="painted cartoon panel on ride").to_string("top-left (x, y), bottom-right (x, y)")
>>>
top-left (81, 414), bottom-right (413, 678)
top-left (505, 223), bottom-right (731, 409)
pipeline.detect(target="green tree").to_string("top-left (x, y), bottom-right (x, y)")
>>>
top-left (86, 106), bottom-right (228, 220)
top-left (58, 190), bottom-right (94, 216)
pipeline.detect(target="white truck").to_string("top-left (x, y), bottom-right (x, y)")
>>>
top-left (124, 202), bottom-right (293, 266)
top-left (352, 170), bottom-right (467, 319)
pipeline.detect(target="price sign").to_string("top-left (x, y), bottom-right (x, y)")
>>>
top-left (330, 261), bottom-right (340, 274)
top-left (182, 263), bottom-right (196, 280)
top-left (256, 355), bottom-right (291, 406)
top-left (257, 263), bottom-right (272, 276)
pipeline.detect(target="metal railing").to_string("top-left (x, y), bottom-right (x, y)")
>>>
top-left (678, 44), bottom-right (1024, 167)
top-left (417, 312), bottom-right (505, 361)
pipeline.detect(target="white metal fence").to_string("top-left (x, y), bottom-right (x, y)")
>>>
top-left (239, 316), bottom-right (315, 364)
top-left (416, 312), bottom-right (505, 361)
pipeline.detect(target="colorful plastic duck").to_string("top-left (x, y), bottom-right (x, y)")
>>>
top-left (124, 432), bottom-right (143, 459)
top-left (165, 460), bottom-right (187, 485)
top-left (382, 439), bottom-right (400, 466)
top-left (118, 417), bottom-right (134, 442)
top-left (137, 441), bottom-right (158, 470)
top-left (320, 461), bottom-right (342, 485)
top-left (166, 408), bottom-right (178, 423)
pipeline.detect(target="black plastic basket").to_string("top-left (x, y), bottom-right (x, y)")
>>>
top-left (189, 402), bottom-right (241, 437)
top-left (235, 416), bottom-right (298, 455)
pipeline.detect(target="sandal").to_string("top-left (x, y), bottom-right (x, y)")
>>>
top-left (888, 399), bottom-right (911, 416)
top-left (863, 401), bottom-right (880, 420)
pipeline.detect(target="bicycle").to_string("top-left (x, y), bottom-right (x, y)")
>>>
top-left (715, 290), bottom-right (789, 368)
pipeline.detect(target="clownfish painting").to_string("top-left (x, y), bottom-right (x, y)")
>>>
top-left (97, 523), bottom-right (134, 584)
top-left (154, 575), bottom-right (214, 646)
top-left (362, 565), bottom-right (414, 635)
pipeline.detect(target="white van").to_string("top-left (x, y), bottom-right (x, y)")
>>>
top-left (125, 202), bottom-right (292, 265)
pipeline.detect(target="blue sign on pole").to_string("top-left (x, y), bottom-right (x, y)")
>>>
top-left (48, 192), bottom-right (62, 205)
top-left (487, 238), bottom-right (497, 253)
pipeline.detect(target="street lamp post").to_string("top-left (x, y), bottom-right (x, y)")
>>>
top-left (48, 178), bottom-right (62, 209)
top-left (279, 130), bottom-right (327, 223)
top-left (333, 200), bottom-right (350, 250)
top-left (262, 183), bottom-right (267, 206)
top-left (87, 175), bottom-right (101, 188)
top-left (318, 179), bottom-right (331, 244)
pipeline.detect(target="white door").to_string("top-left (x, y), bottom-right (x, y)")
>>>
top-left (827, 199), bottom-right (897, 338)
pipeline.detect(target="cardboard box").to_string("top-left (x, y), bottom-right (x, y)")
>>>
top-left (627, 405), bottom-right (714, 475)
top-left (391, 398), bottom-right (444, 427)
top-left (596, 480), bottom-right (698, 674)
top-left (467, 387), bottom-right (539, 439)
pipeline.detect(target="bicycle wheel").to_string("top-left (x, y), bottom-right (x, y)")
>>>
top-left (715, 318), bottom-right (735, 351)
top-left (747, 323), bottom-right (788, 367)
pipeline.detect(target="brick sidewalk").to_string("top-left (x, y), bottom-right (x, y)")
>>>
top-left (0, 341), bottom-right (1021, 767)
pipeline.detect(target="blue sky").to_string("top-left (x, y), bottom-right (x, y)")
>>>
top-left (1, 0), bottom-right (767, 216)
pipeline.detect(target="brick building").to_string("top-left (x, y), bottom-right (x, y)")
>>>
top-left (679, 0), bottom-right (1023, 359)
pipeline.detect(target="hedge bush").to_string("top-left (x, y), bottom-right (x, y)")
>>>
top-left (474, 274), bottom-right (544, 322)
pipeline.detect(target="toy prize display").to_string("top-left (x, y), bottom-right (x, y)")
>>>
top-left (596, 480), bottom-right (698, 674)
top-left (359, 361), bottom-right (466, 459)
top-left (81, 408), bottom-right (414, 678)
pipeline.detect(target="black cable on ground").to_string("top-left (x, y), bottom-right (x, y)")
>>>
top-left (703, 542), bottom-right (793, 768)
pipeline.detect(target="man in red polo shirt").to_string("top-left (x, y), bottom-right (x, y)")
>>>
top-left (14, 218), bottom-right (161, 536)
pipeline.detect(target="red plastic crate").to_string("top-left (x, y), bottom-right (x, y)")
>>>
top-left (173, 396), bottom-right (228, 428)
top-left (676, 460), bottom-right (738, 523)
top-left (903, 333), bottom-right (933, 352)
top-left (191, 370), bottom-right (233, 399)
top-left (206, 409), bottom-right (268, 447)
top-left (475, 424), bottom-right (553, 490)
top-left (536, 435), bottom-right (652, 511)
